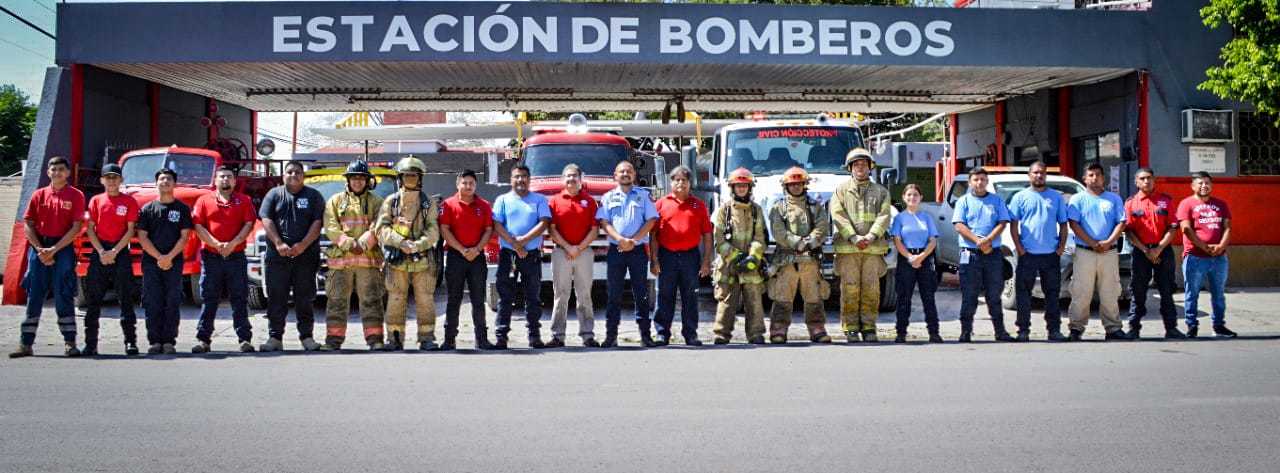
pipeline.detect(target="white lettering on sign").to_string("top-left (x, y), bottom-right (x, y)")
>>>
top-left (1189, 145), bottom-right (1226, 174)
top-left (270, 8), bottom-right (957, 58)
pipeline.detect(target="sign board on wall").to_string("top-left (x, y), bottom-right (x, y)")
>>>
top-left (1188, 145), bottom-right (1226, 174)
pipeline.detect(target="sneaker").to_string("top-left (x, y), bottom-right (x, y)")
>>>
top-left (1047, 330), bottom-right (1067, 342)
top-left (713, 336), bottom-right (731, 345)
top-left (124, 342), bottom-right (140, 356)
top-left (419, 340), bottom-right (438, 351)
top-left (861, 331), bottom-right (878, 343)
top-left (1164, 328), bottom-right (1187, 339)
top-left (812, 333), bottom-right (832, 344)
top-left (493, 337), bottom-right (509, 350)
top-left (582, 337), bottom-right (600, 348)
top-left (1104, 330), bottom-right (1129, 341)
top-left (684, 337), bottom-right (703, 347)
top-left (928, 333), bottom-right (944, 344)
top-left (161, 343), bottom-right (176, 355)
top-left (655, 335), bottom-right (671, 347)
top-left (64, 344), bottom-right (81, 357)
top-left (528, 335), bottom-right (546, 349)
top-left (600, 335), bottom-right (618, 348)
top-left (191, 342), bottom-right (211, 354)
top-left (369, 341), bottom-right (385, 351)
top-left (1016, 331), bottom-right (1030, 343)
top-left (544, 338), bottom-right (565, 349)
top-left (239, 341), bottom-right (256, 353)
top-left (259, 338), bottom-right (284, 352)
top-left (147, 343), bottom-right (164, 355)
top-left (1067, 329), bottom-right (1084, 342)
top-left (8, 345), bottom-right (33, 359)
top-left (1186, 326), bottom-right (1198, 338)
top-left (770, 335), bottom-right (788, 344)
top-left (1128, 328), bottom-right (1141, 340)
top-left (81, 344), bottom-right (99, 357)
top-left (994, 331), bottom-right (1015, 342)
top-left (748, 336), bottom-right (766, 345)
top-left (1213, 326), bottom-right (1238, 338)
top-left (894, 333), bottom-right (907, 344)
top-left (957, 331), bottom-right (972, 343)
top-left (300, 338), bottom-right (322, 351)
top-left (845, 331), bottom-right (861, 344)
top-left (474, 337), bottom-right (493, 350)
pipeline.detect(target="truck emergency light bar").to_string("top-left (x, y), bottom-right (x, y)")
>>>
top-left (980, 166), bottom-right (1062, 174)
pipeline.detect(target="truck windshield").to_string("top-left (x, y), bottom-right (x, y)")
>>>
top-left (524, 144), bottom-right (629, 177)
top-left (993, 181), bottom-right (1086, 203)
top-left (121, 153), bottom-right (216, 186)
top-left (306, 177), bottom-right (398, 201)
top-left (725, 127), bottom-right (862, 176)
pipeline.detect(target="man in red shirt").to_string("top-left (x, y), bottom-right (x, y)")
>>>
top-left (190, 166), bottom-right (259, 354)
top-left (82, 163), bottom-right (141, 356)
top-left (11, 157), bottom-right (85, 358)
top-left (439, 170), bottom-right (496, 350)
top-left (1123, 168), bottom-right (1185, 339)
top-left (650, 165), bottom-right (713, 346)
top-left (548, 164), bottom-right (599, 348)
top-left (1176, 171), bottom-right (1235, 338)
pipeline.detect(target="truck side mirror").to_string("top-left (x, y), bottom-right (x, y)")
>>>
top-left (878, 168), bottom-right (900, 185)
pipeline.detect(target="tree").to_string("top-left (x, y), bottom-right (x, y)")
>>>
top-left (1200, 0), bottom-right (1280, 124)
top-left (0, 85), bottom-right (37, 175)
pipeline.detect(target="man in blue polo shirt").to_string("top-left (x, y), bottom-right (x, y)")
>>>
top-left (951, 167), bottom-right (1012, 343)
top-left (492, 164), bottom-right (552, 350)
top-left (1008, 161), bottom-right (1069, 342)
top-left (1066, 163), bottom-right (1127, 342)
top-left (597, 160), bottom-right (659, 348)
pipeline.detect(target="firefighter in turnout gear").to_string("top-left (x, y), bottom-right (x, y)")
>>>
top-left (374, 156), bottom-right (442, 351)
top-left (320, 161), bottom-right (387, 351)
top-left (829, 147), bottom-right (892, 343)
top-left (767, 167), bottom-right (832, 344)
top-left (711, 168), bottom-right (768, 345)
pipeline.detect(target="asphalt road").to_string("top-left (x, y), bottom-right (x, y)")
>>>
top-left (2, 336), bottom-right (1279, 473)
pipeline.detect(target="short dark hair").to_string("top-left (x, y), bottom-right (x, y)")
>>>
top-left (215, 165), bottom-right (238, 176)
top-left (458, 169), bottom-right (478, 182)
top-left (155, 167), bottom-right (177, 180)
top-left (1136, 167), bottom-right (1155, 177)
top-left (283, 161), bottom-right (305, 173)
top-left (1085, 163), bottom-right (1105, 175)
top-left (47, 156), bottom-right (69, 169)
top-left (511, 164), bottom-right (531, 176)
top-left (1191, 171), bottom-right (1213, 182)
top-left (903, 183), bottom-right (922, 196)
top-left (1028, 160), bottom-right (1048, 171)
top-left (969, 167), bottom-right (988, 177)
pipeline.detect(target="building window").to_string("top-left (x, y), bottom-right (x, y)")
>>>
top-left (1239, 112), bottom-right (1280, 176)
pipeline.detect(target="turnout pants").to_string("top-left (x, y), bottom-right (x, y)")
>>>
top-left (1015, 253), bottom-right (1063, 333)
top-left (1068, 248), bottom-right (1122, 333)
top-left (768, 259), bottom-right (829, 338)
top-left (1128, 247), bottom-right (1178, 331)
top-left (266, 256), bottom-right (319, 341)
top-left (894, 253), bottom-right (939, 335)
top-left (550, 247), bottom-right (595, 341)
top-left (385, 267), bottom-right (434, 343)
top-left (495, 248), bottom-right (543, 339)
top-left (444, 249), bottom-right (489, 341)
top-left (713, 282), bottom-right (765, 340)
top-left (327, 266), bottom-right (387, 346)
top-left (835, 253), bottom-right (885, 334)
top-left (604, 244), bottom-right (652, 336)
top-left (21, 246), bottom-right (78, 346)
top-left (195, 251), bottom-right (252, 344)
top-left (141, 257), bottom-right (184, 346)
top-left (655, 247), bottom-right (701, 340)
top-left (958, 248), bottom-right (1007, 333)
top-left (82, 244), bottom-right (138, 346)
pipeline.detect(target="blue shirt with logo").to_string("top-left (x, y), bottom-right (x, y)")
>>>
top-left (1067, 190), bottom-right (1125, 246)
top-left (890, 210), bottom-right (938, 250)
top-left (595, 186), bottom-right (658, 245)
top-left (951, 192), bottom-right (1010, 249)
top-left (1008, 187), bottom-right (1068, 255)
top-left (492, 190), bottom-right (552, 251)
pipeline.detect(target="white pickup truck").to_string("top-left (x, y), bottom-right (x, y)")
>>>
top-left (921, 170), bottom-right (1132, 309)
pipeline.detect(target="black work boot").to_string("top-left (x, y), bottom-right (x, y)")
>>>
top-left (639, 331), bottom-right (656, 348)
top-left (528, 333), bottom-right (545, 349)
top-left (601, 334), bottom-right (618, 348)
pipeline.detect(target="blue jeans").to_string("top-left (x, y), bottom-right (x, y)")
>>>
top-left (21, 246), bottom-right (78, 346)
top-left (894, 253), bottom-right (939, 334)
top-left (142, 257), bottom-right (184, 346)
top-left (605, 244), bottom-right (652, 336)
top-left (655, 247), bottom-right (701, 340)
top-left (958, 248), bottom-right (1007, 333)
top-left (1129, 247), bottom-right (1178, 331)
top-left (1015, 253), bottom-right (1062, 333)
top-left (1183, 254), bottom-right (1228, 328)
top-left (495, 248), bottom-right (543, 338)
top-left (195, 251), bottom-right (252, 343)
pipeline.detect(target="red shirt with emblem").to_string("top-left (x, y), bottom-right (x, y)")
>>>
top-left (192, 192), bottom-right (258, 252)
top-left (1124, 191), bottom-right (1176, 247)
top-left (1176, 196), bottom-right (1231, 258)
top-left (654, 193), bottom-right (713, 252)
top-left (440, 193), bottom-right (494, 248)
top-left (549, 190), bottom-right (599, 246)
top-left (23, 185), bottom-right (86, 239)
top-left (87, 192), bottom-right (140, 243)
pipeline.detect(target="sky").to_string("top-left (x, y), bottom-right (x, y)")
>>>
top-left (0, 0), bottom-right (58, 101)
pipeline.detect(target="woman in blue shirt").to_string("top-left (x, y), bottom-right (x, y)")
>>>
top-left (890, 184), bottom-right (942, 343)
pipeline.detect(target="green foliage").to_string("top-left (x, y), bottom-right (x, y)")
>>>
top-left (1200, 0), bottom-right (1280, 124)
top-left (0, 85), bottom-right (37, 175)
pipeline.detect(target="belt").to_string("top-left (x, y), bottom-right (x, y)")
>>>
top-left (201, 249), bottom-right (245, 259)
top-left (1076, 244), bottom-right (1116, 252)
top-left (609, 243), bottom-right (647, 252)
top-left (905, 247), bottom-right (927, 255)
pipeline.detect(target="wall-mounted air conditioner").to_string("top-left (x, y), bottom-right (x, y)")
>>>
top-left (1181, 109), bottom-right (1235, 143)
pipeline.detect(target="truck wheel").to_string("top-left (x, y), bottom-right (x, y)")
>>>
top-left (878, 269), bottom-right (896, 312)
top-left (187, 275), bottom-right (202, 305)
top-left (1001, 278), bottom-right (1017, 310)
top-left (248, 286), bottom-right (268, 311)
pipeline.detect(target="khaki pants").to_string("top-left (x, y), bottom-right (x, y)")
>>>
top-left (386, 268), bottom-right (439, 342)
top-left (835, 253), bottom-right (885, 333)
top-left (713, 282), bottom-right (766, 340)
top-left (324, 266), bottom-right (386, 346)
top-left (768, 260), bottom-right (830, 338)
top-left (550, 247), bottom-right (596, 341)
top-left (1068, 248), bottom-right (1122, 332)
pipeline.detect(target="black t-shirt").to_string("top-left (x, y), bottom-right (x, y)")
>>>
top-left (260, 185), bottom-right (325, 261)
top-left (137, 199), bottom-right (193, 264)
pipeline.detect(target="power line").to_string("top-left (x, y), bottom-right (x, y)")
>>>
top-left (0, 5), bottom-right (55, 40)
top-left (29, 0), bottom-right (55, 16)
top-left (0, 35), bottom-right (52, 61)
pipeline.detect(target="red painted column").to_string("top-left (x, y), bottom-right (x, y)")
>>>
top-left (250, 111), bottom-right (258, 160)
top-left (148, 82), bottom-right (159, 148)
top-left (995, 101), bottom-right (1006, 167)
top-left (1057, 87), bottom-right (1074, 178)
top-left (70, 64), bottom-right (84, 183)
top-left (205, 98), bottom-right (218, 144)
top-left (1137, 70), bottom-right (1150, 169)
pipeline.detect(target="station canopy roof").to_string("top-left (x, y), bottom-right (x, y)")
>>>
top-left (58, 1), bottom-right (1154, 114)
